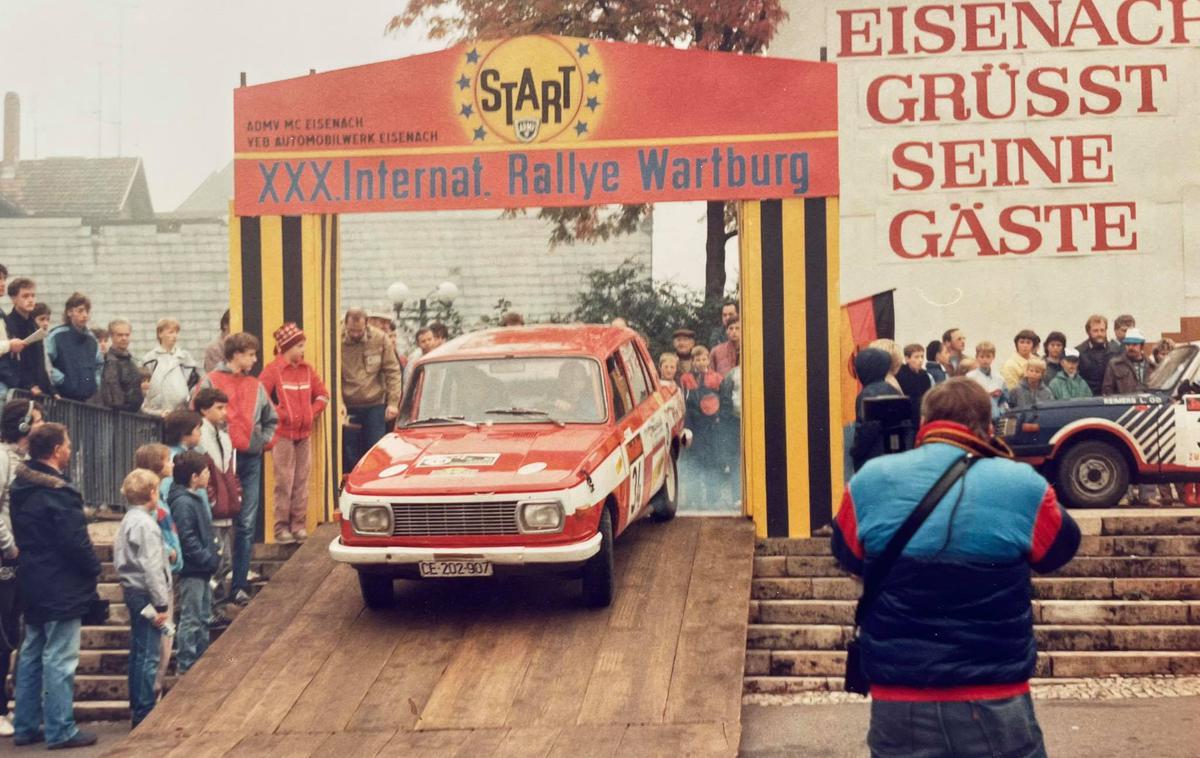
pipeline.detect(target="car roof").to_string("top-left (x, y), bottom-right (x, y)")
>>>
top-left (420, 324), bottom-right (637, 363)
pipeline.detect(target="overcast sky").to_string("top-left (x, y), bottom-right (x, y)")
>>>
top-left (0, 0), bottom-right (729, 290)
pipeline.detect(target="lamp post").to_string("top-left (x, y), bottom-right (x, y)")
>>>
top-left (387, 279), bottom-right (460, 331)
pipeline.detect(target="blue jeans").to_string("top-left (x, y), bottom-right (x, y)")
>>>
top-left (232, 451), bottom-right (263, 594)
top-left (123, 589), bottom-right (163, 727)
top-left (13, 617), bottom-right (82, 746)
top-left (346, 404), bottom-right (387, 472)
top-left (868, 694), bottom-right (1047, 758)
top-left (176, 576), bottom-right (212, 673)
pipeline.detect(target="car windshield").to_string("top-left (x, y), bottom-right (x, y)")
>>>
top-left (1148, 345), bottom-right (1198, 390)
top-left (411, 356), bottom-right (607, 425)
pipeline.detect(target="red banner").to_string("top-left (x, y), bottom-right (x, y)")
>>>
top-left (233, 36), bottom-right (837, 215)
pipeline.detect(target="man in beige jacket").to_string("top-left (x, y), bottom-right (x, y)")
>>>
top-left (342, 308), bottom-right (403, 470)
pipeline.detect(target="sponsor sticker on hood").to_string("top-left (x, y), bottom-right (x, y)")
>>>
top-left (416, 453), bottom-right (501, 467)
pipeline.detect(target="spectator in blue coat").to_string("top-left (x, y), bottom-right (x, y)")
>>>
top-left (832, 378), bottom-right (1080, 758)
top-left (46, 293), bottom-right (102, 402)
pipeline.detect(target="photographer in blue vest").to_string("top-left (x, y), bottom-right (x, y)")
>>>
top-left (833, 377), bottom-right (1080, 757)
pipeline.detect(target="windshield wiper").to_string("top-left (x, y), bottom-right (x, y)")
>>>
top-left (484, 407), bottom-right (565, 427)
top-left (404, 415), bottom-right (478, 429)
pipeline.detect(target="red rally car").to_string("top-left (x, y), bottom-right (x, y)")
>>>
top-left (329, 324), bottom-right (688, 608)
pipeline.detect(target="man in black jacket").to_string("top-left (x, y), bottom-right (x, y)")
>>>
top-left (1076, 314), bottom-right (1120, 396)
top-left (99, 320), bottom-right (144, 412)
top-left (9, 423), bottom-right (100, 749)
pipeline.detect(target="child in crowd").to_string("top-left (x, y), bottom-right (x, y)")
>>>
top-left (114, 469), bottom-right (172, 728)
top-left (1050, 348), bottom-right (1092, 400)
top-left (170, 451), bottom-right (218, 673)
top-left (138, 366), bottom-right (154, 411)
top-left (896, 343), bottom-right (932, 429)
top-left (967, 341), bottom-right (1009, 421)
top-left (680, 345), bottom-right (727, 507)
top-left (1010, 357), bottom-right (1053, 410)
top-left (658, 353), bottom-right (678, 385)
top-left (133, 443), bottom-right (184, 694)
top-left (28, 302), bottom-right (55, 397)
top-left (163, 409), bottom-right (203, 457)
top-left (258, 324), bottom-right (328, 544)
top-left (92, 327), bottom-right (109, 356)
top-left (195, 388), bottom-right (239, 599)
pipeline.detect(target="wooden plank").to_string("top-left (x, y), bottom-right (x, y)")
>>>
top-left (664, 518), bottom-right (754, 724)
top-left (206, 565), bottom-right (363, 734)
top-left (376, 729), bottom-right (472, 757)
top-left (503, 524), bottom-right (648, 728)
top-left (138, 526), bottom-right (340, 733)
top-left (314, 731), bottom-right (396, 758)
top-left (163, 731), bottom-right (246, 758)
top-left (277, 603), bottom-right (405, 733)
top-left (225, 733), bottom-right (327, 758)
top-left (576, 519), bottom-right (700, 725)
top-left (416, 614), bottom-right (548, 730)
top-left (490, 727), bottom-right (562, 758)
top-left (346, 615), bottom-right (467, 732)
top-left (618, 722), bottom-right (737, 758)
top-left (100, 731), bottom-right (187, 756)
top-left (546, 725), bottom-right (628, 758)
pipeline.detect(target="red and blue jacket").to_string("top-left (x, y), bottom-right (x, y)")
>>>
top-left (831, 421), bottom-right (1081, 701)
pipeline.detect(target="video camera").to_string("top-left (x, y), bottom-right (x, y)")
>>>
top-left (862, 396), bottom-right (915, 456)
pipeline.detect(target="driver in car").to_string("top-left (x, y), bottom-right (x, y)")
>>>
top-left (552, 362), bottom-right (599, 420)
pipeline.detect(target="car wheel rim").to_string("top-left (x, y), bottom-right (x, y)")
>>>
top-left (1076, 456), bottom-right (1115, 493)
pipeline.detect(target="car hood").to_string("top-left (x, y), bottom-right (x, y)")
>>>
top-left (346, 424), bottom-right (609, 496)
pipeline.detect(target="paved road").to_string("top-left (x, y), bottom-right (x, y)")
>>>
top-left (740, 696), bottom-right (1200, 756)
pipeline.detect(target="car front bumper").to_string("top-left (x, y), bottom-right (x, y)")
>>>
top-left (328, 532), bottom-right (603, 569)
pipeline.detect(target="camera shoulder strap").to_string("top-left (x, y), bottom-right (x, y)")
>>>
top-left (854, 454), bottom-right (974, 626)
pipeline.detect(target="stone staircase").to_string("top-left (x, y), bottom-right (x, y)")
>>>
top-left (745, 512), bottom-right (1200, 694)
top-left (5, 540), bottom-right (299, 722)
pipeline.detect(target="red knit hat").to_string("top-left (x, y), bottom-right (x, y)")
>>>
top-left (273, 322), bottom-right (305, 354)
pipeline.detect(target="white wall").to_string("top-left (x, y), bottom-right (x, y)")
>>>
top-left (773, 0), bottom-right (1200, 353)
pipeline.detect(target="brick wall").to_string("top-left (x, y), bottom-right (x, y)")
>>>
top-left (0, 211), bottom-right (652, 359)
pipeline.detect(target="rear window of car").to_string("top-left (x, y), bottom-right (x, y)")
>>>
top-left (412, 356), bottom-right (607, 424)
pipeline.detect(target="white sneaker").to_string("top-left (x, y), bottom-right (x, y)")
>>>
top-left (246, 570), bottom-right (262, 582)
top-left (0, 713), bottom-right (14, 737)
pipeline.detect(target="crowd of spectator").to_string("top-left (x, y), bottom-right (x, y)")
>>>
top-left (851, 313), bottom-right (1196, 506)
top-left (0, 262), bottom-right (335, 746)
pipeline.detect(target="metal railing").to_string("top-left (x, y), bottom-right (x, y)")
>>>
top-left (11, 392), bottom-right (164, 509)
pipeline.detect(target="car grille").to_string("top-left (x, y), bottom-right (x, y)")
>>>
top-left (390, 501), bottom-right (520, 536)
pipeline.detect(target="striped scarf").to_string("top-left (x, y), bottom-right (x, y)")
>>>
top-left (916, 420), bottom-right (1014, 459)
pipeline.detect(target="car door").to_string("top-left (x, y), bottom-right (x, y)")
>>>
top-left (606, 350), bottom-right (641, 531)
top-left (618, 341), bottom-right (662, 522)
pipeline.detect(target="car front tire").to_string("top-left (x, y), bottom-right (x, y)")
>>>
top-left (649, 453), bottom-right (679, 522)
top-left (358, 571), bottom-right (395, 609)
top-left (581, 507), bottom-right (615, 607)
top-left (1056, 439), bottom-right (1130, 508)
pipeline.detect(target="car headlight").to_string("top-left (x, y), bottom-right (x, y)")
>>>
top-left (351, 505), bottom-right (392, 535)
top-left (517, 500), bottom-right (564, 533)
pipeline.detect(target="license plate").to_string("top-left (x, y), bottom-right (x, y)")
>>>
top-left (418, 560), bottom-right (493, 578)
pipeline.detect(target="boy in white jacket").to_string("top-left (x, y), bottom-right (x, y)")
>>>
top-left (141, 318), bottom-right (199, 414)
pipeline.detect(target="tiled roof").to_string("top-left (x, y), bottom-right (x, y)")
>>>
top-left (0, 157), bottom-right (153, 219)
top-left (172, 161), bottom-right (232, 217)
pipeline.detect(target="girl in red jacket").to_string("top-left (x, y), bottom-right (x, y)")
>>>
top-left (258, 324), bottom-right (329, 543)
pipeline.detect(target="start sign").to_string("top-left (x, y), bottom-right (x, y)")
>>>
top-left (233, 36), bottom-right (838, 215)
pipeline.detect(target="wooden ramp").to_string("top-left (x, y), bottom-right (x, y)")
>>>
top-left (105, 517), bottom-right (754, 758)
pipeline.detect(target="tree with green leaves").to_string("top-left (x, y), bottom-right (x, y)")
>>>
top-left (387, 0), bottom-right (787, 307)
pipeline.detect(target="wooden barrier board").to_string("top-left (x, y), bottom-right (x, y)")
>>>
top-left (104, 517), bottom-right (755, 757)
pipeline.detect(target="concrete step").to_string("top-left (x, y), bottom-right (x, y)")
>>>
top-left (68, 674), bottom-right (176, 702)
top-left (90, 540), bottom-right (301, 564)
top-left (756, 535), bottom-right (1200, 557)
top-left (746, 623), bottom-right (1200, 651)
top-left (744, 649), bottom-right (1200, 679)
top-left (748, 599), bottom-right (1200, 626)
top-left (5, 700), bottom-right (133, 723)
top-left (754, 555), bottom-right (1200, 580)
top-left (96, 559), bottom-right (287, 587)
top-left (1094, 515), bottom-right (1200, 536)
top-left (751, 577), bottom-right (1200, 601)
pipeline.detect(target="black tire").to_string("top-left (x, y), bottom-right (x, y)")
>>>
top-left (1056, 440), bottom-right (1130, 508)
top-left (581, 507), bottom-right (615, 608)
top-left (358, 571), bottom-right (395, 609)
top-left (649, 453), bottom-right (679, 522)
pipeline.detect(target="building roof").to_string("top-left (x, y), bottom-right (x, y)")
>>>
top-left (0, 156), bottom-right (154, 220)
top-left (172, 161), bottom-right (232, 218)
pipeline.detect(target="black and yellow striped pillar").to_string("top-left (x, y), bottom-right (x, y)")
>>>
top-left (229, 212), bottom-right (342, 539)
top-left (740, 197), bottom-right (843, 539)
